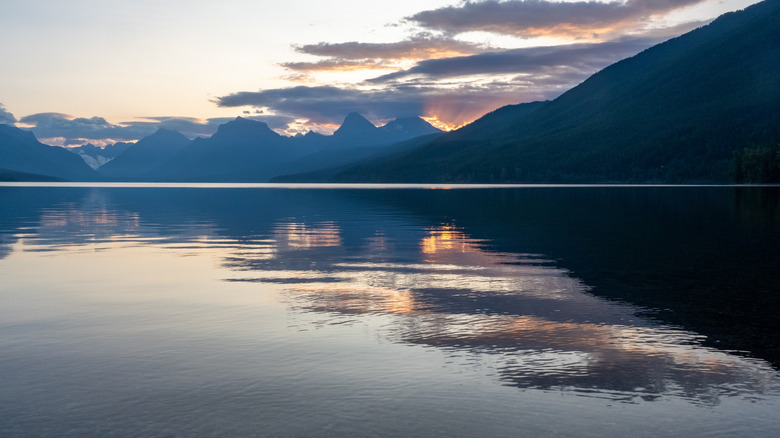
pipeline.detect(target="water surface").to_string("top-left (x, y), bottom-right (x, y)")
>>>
top-left (1, 184), bottom-right (779, 437)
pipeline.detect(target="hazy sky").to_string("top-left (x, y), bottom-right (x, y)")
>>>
top-left (0, 0), bottom-right (762, 145)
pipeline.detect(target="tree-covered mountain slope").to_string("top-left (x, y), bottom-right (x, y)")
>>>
top-left (332, 0), bottom-right (780, 183)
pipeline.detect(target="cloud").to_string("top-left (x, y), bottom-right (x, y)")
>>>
top-left (216, 86), bottom-right (426, 124)
top-left (131, 116), bottom-right (229, 137)
top-left (408, 0), bottom-right (705, 39)
top-left (369, 37), bottom-right (660, 83)
top-left (282, 34), bottom-right (489, 73)
top-left (17, 113), bottom-right (138, 140)
top-left (293, 34), bottom-right (486, 61)
top-left (0, 103), bottom-right (16, 124)
top-left (17, 113), bottom-right (230, 145)
top-left (281, 59), bottom-right (390, 72)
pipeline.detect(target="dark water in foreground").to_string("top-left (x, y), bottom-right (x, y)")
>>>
top-left (1, 184), bottom-right (779, 437)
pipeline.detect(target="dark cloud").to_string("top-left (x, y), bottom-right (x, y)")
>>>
top-left (408, 0), bottom-right (705, 38)
top-left (216, 86), bottom-right (425, 124)
top-left (369, 37), bottom-right (660, 83)
top-left (281, 59), bottom-right (389, 72)
top-left (293, 34), bottom-right (486, 60)
top-left (0, 103), bottom-right (16, 124)
top-left (216, 80), bottom-right (552, 128)
top-left (283, 34), bottom-right (488, 73)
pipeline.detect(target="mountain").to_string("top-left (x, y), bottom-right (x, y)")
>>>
top-left (331, 112), bottom-right (380, 147)
top-left (271, 133), bottom-right (445, 182)
top-left (439, 101), bottom-right (549, 142)
top-left (147, 115), bottom-right (442, 182)
top-left (377, 117), bottom-right (443, 144)
top-left (68, 142), bottom-right (132, 169)
top-left (269, 116), bottom-right (443, 181)
top-left (290, 130), bottom-right (329, 149)
top-left (98, 129), bottom-right (192, 180)
top-left (331, 0), bottom-right (780, 183)
top-left (148, 117), bottom-right (297, 181)
top-left (329, 113), bottom-right (442, 149)
top-left (0, 124), bottom-right (98, 181)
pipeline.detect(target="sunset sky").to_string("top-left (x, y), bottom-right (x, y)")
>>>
top-left (0, 0), bottom-right (761, 146)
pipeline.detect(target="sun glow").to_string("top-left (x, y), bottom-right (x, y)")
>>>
top-left (421, 115), bottom-right (470, 132)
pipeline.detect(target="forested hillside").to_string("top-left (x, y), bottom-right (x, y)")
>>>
top-left (331, 0), bottom-right (780, 183)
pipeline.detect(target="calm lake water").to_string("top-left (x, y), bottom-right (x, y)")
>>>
top-left (1, 184), bottom-right (779, 437)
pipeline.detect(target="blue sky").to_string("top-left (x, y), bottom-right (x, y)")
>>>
top-left (0, 0), bottom-right (761, 145)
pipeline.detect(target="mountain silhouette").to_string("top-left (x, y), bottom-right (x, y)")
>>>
top-left (145, 115), bottom-right (441, 182)
top-left (98, 128), bottom-right (192, 180)
top-left (211, 116), bottom-right (281, 142)
top-left (0, 124), bottom-right (98, 181)
top-left (330, 0), bottom-right (780, 183)
top-left (3, 113), bottom-right (442, 182)
top-left (271, 133), bottom-right (444, 183)
top-left (377, 117), bottom-right (443, 144)
top-left (330, 113), bottom-right (443, 148)
top-left (148, 117), bottom-right (299, 181)
top-left (332, 112), bottom-right (379, 146)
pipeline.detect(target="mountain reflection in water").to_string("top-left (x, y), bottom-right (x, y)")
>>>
top-left (1, 185), bottom-right (779, 428)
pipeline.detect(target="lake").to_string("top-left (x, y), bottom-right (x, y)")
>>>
top-left (1, 184), bottom-right (779, 437)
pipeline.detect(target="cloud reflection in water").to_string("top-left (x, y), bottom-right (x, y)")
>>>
top-left (234, 220), bottom-right (779, 405)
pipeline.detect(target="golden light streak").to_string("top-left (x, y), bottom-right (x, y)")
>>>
top-left (421, 225), bottom-right (467, 254)
top-left (422, 94), bottom-right (512, 132)
top-left (273, 221), bottom-right (342, 249)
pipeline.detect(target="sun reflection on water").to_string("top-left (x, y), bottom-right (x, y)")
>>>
top-left (273, 221), bottom-right (342, 249)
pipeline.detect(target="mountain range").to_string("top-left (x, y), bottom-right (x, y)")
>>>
top-left (1, 0), bottom-right (779, 183)
top-left (1, 113), bottom-right (442, 182)
top-left (126, 113), bottom-right (442, 182)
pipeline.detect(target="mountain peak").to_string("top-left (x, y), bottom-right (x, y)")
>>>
top-left (333, 113), bottom-right (377, 138)
top-left (228, 116), bottom-right (264, 126)
top-left (380, 116), bottom-right (442, 135)
top-left (149, 127), bottom-right (187, 140)
top-left (214, 117), bottom-right (278, 140)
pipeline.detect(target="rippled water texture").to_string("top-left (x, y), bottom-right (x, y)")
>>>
top-left (1, 185), bottom-right (779, 437)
